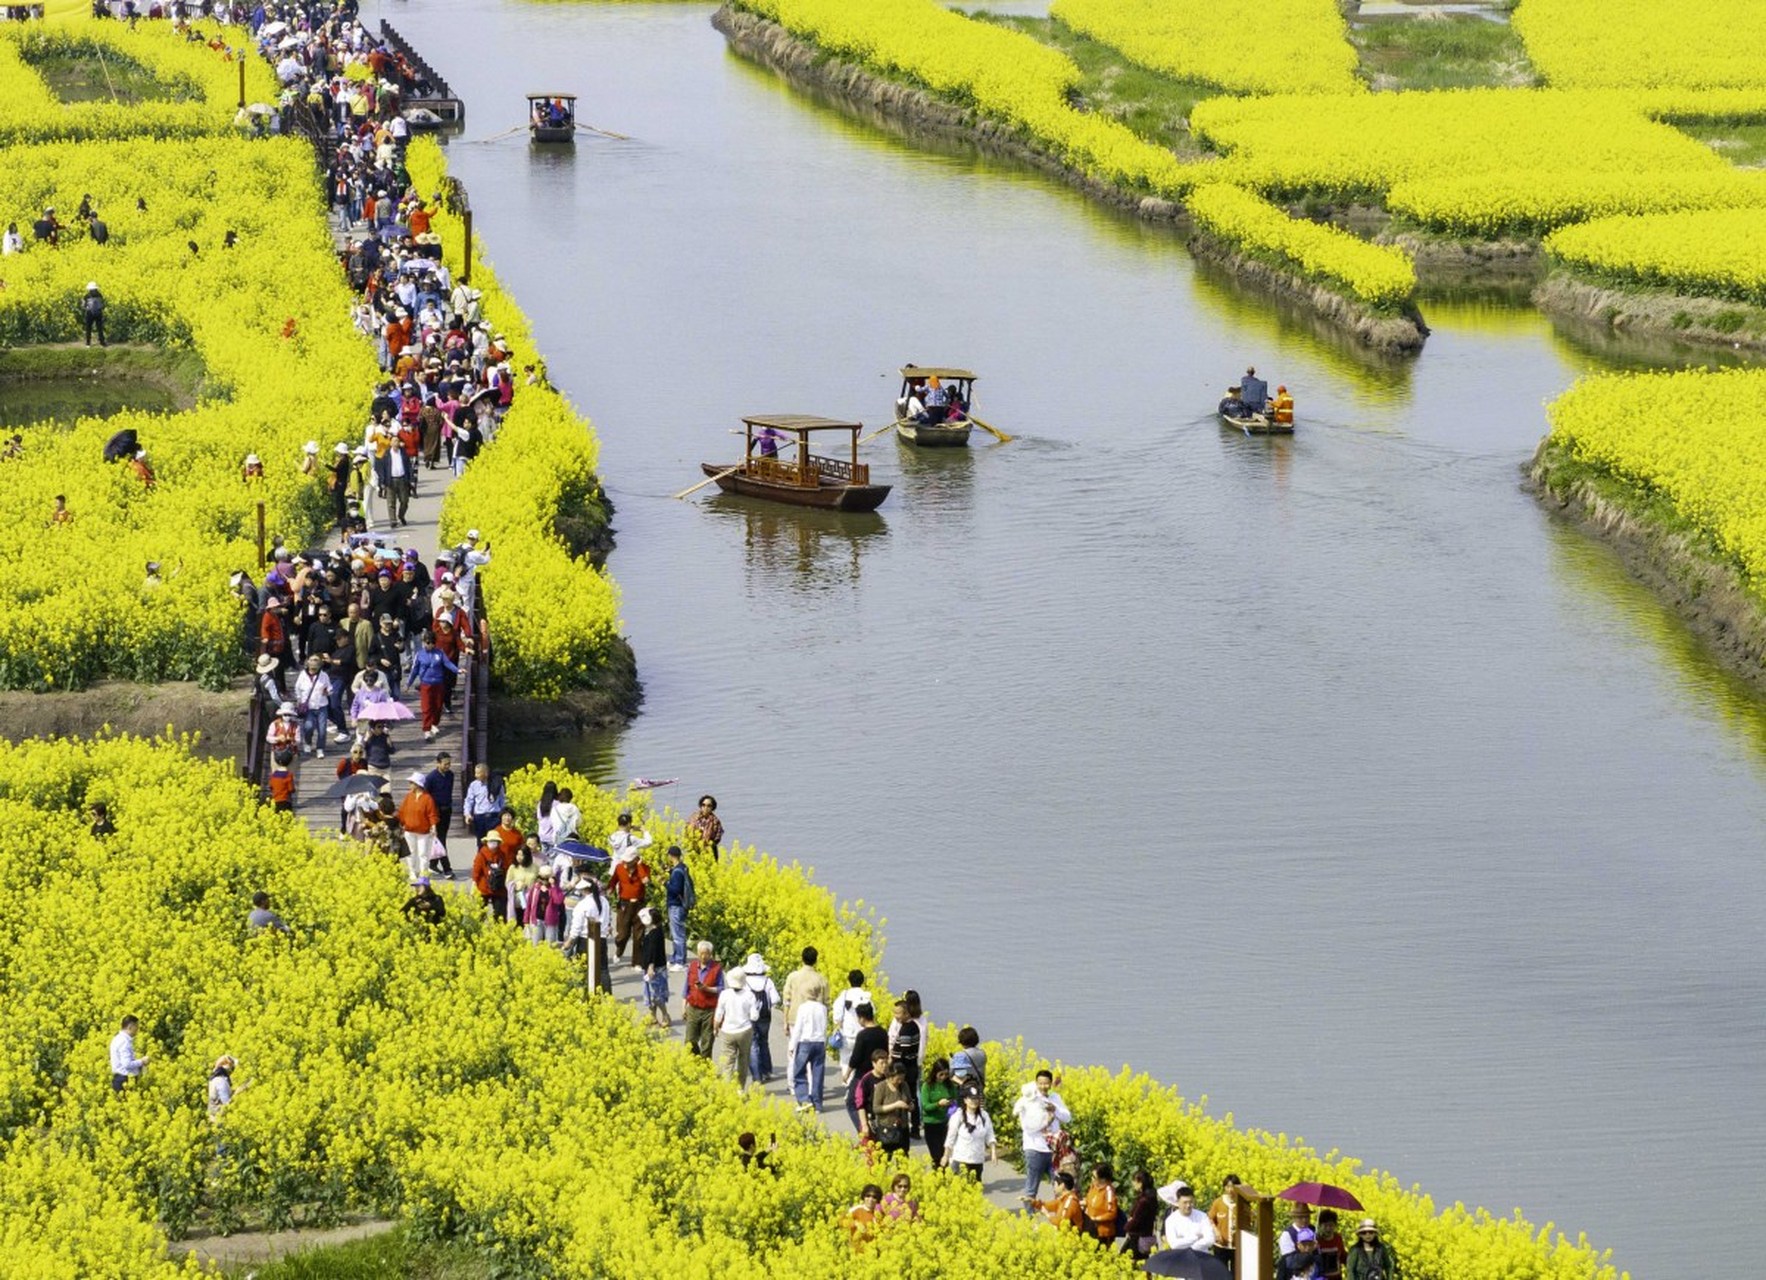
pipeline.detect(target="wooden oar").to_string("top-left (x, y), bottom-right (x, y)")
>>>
top-left (575, 121), bottom-right (634, 141)
top-left (674, 465), bottom-right (742, 500)
top-left (467, 124), bottom-right (527, 144)
top-left (858, 422), bottom-right (898, 446)
top-left (965, 414), bottom-right (1013, 443)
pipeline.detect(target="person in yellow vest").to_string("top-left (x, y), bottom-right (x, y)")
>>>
top-left (1272, 385), bottom-right (1295, 425)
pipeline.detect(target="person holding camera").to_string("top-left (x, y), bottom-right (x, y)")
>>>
top-left (1345, 1219), bottom-right (1398, 1280)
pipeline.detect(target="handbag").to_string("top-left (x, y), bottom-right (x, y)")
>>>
top-left (828, 1026), bottom-right (846, 1053)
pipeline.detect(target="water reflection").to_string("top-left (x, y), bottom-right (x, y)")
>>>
top-left (703, 494), bottom-right (887, 591)
top-left (0, 379), bottom-right (181, 427)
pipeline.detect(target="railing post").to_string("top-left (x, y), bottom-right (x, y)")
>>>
top-left (237, 57), bottom-right (245, 110)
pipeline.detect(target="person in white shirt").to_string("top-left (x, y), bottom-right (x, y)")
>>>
top-left (207, 1056), bottom-right (238, 1121)
top-left (1162, 1183), bottom-right (1215, 1253)
top-left (109, 1015), bottom-right (146, 1092)
top-left (565, 877), bottom-right (613, 992)
top-left (1011, 1070), bottom-right (1071, 1205)
top-left (940, 1090), bottom-right (998, 1180)
top-left (608, 810), bottom-right (651, 863)
top-left (787, 993), bottom-right (829, 1113)
top-left (550, 788), bottom-right (582, 845)
top-left (2, 222), bottom-right (22, 256)
top-left (830, 970), bottom-right (871, 1068)
top-left (712, 971), bottom-right (760, 1087)
top-left (1277, 1202), bottom-right (1314, 1256)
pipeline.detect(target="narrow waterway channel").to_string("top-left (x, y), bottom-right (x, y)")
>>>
top-left (375, 3), bottom-right (1763, 1272)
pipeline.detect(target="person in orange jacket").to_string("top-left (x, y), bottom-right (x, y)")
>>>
top-left (1082, 1163), bottom-right (1119, 1244)
top-left (1033, 1171), bottom-right (1084, 1230)
top-left (471, 829), bottom-right (512, 917)
top-left (396, 770), bottom-right (438, 883)
top-left (843, 1184), bottom-right (883, 1253)
top-left (609, 846), bottom-right (652, 967)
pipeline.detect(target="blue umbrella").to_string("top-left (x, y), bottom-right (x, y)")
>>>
top-left (553, 839), bottom-right (610, 864)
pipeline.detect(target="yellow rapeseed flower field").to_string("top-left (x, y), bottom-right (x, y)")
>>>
top-left (1514, 0), bottom-right (1766, 92)
top-left (1051, 0), bottom-right (1361, 96)
top-left (1545, 208), bottom-right (1766, 306)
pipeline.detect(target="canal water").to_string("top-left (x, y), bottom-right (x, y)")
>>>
top-left (379, 2), bottom-right (1763, 1272)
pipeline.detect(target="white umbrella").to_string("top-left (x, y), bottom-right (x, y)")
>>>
top-left (260, 18), bottom-right (287, 34)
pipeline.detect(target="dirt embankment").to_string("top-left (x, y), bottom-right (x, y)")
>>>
top-left (1187, 230), bottom-right (1429, 354)
top-left (714, 5), bottom-right (1424, 353)
top-left (0, 681), bottom-right (250, 756)
top-left (1528, 439), bottom-right (1766, 690)
top-left (1533, 272), bottom-right (1766, 356)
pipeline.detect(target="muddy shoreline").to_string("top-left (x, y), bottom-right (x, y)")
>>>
top-left (714, 4), bottom-right (1426, 353)
top-left (1528, 439), bottom-right (1766, 692)
top-left (1533, 272), bottom-right (1766, 356)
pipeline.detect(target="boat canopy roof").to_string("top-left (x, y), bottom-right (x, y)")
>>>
top-left (743, 414), bottom-right (862, 432)
top-left (900, 366), bottom-right (975, 380)
top-left (526, 93), bottom-right (578, 101)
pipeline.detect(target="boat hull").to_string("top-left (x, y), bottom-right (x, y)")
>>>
top-left (895, 417), bottom-right (972, 447)
top-left (1218, 410), bottom-right (1294, 436)
top-left (701, 463), bottom-right (891, 512)
top-left (530, 125), bottom-right (575, 144)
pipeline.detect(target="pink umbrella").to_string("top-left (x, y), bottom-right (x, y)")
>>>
top-left (356, 700), bottom-right (415, 722)
top-left (1276, 1182), bottom-right (1363, 1211)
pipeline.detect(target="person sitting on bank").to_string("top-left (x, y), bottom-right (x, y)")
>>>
top-left (1272, 385), bottom-right (1295, 425)
top-left (1241, 366), bottom-right (1269, 414)
top-left (1218, 386), bottom-right (1248, 419)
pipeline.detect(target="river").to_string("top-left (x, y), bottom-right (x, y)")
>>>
top-left (373, 2), bottom-right (1763, 1272)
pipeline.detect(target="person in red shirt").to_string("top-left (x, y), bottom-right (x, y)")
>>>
top-left (471, 829), bottom-right (512, 917)
top-left (396, 771), bottom-right (438, 882)
top-left (683, 942), bottom-right (723, 1058)
top-left (609, 851), bottom-right (652, 967)
top-left (266, 762), bottom-right (296, 813)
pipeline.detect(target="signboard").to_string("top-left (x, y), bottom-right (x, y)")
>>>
top-left (1231, 1185), bottom-right (1274, 1280)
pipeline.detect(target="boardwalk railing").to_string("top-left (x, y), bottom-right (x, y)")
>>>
top-left (456, 581), bottom-right (492, 804)
top-left (379, 19), bottom-right (464, 124)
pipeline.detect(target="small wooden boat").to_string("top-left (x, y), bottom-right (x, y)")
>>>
top-left (700, 415), bottom-right (891, 512)
top-left (527, 93), bottom-right (577, 144)
top-left (1218, 408), bottom-right (1294, 436)
top-left (894, 365), bottom-right (976, 447)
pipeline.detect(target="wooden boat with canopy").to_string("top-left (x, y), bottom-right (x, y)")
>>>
top-left (527, 93), bottom-right (577, 143)
top-left (699, 415), bottom-right (891, 512)
top-left (894, 365), bottom-right (976, 447)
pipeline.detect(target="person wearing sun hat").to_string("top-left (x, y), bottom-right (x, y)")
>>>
top-left (396, 769), bottom-right (438, 882)
top-left (743, 953), bottom-right (782, 1084)
top-left (401, 875), bottom-right (445, 926)
top-left (1345, 1219), bottom-right (1397, 1280)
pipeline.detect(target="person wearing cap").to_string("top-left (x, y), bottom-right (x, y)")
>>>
top-left (608, 815), bottom-right (652, 966)
top-left (683, 941), bottom-right (724, 1058)
top-left (661, 845), bottom-right (693, 970)
top-left (81, 281), bottom-right (106, 346)
top-left (1241, 366), bottom-right (1269, 415)
top-left (255, 652), bottom-right (285, 707)
top-left (396, 770), bottom-right (438, 882)
top-left (1218, 385), bottom-right (1248, 419)
top-left (1278, 1203), bottom-right (1316, 1257)
top-left (1162, 1182), bottom-right (1214, 1252)
top-left (406, 633), bottom-right (458, 741)
top-left (266, 700), bottom-right (300, 758)
top-left (401, 876), bottom-right (445, 926)
top-left (1345, 1219), bottom-right (1397, 1280)
top-left (1276, 1226), bottom-right (1324, 1280)
top-left (471, 828), bottom-right (511, 917)
top-left (741, 954), bottom-right (781, 1084)
top-left (566, 873), bottom-right (614, 989)
top-left (712, 968), bottom-right (760, 1086)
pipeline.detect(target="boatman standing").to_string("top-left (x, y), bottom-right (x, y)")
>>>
top-left (1241, 366), bottom-right (1268, 414)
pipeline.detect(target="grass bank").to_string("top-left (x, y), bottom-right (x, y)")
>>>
top-left (1534, 271), bottom-right (1766, 354)
top-left (1529, 436), bottom-right (1766, 691)
top-left (1348, 12), bottom-right (1538, 92)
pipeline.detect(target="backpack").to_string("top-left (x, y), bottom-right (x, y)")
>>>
top-left (82, 292), bottom-right (103, 318)
top-left (487, 863), bottom-right (506, 894)
top-left (752, 981), bottom-right (770, 1022)
top-left (679, 866), bottom-right (697, 913)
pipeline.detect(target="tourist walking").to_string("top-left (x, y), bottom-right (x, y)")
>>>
top-left (780, 945), bottom-right (829, 1032)
top-left (683, 942), bottom-right (723, 1058)
top-left (525, 866), bottom-right (565, 944)
top-left (940, 1089), bottom-right (997, 1182)
top-left (1162, 1182), bottom-right (1214, 1253)
top-left (841, 1002), bottom-right (887, 1095)
top-left (918, 1057), bottom-right (961, 1165)
top-left (109, 1015), bottom-right (146, 1092)
top-left (396, 770), bottom-right (438, 882)
top-left (406, 634), bottom-right (457, 740)
top-left (566, 875), bottom-right (613, 991)
top-left (609, 840), bottom-right (651, 966)
top-left (867, 1061), bottom-right (914, 1158)
top-left (1121, 1169), bottom-right (1160, 1259)
top-left (1345, 1219), bottom-right (1398, 1280)
top-left (742, 954), bottom-right (781, 1085)
top-left (888, 993), bottom-right (927, 1135)
top-left (421, 753), bottom-right (455, 877)
top-left (786, 982), bottom-right (828, 1112)
top-left (462, 762), bottom-right (504, 842)
top-left (471, 829), bottom-right (510, 917)
top-left (831, 969), bottom-right (871, 1069)
top-left (1013, 1069), bottom-right (1071, 1206)
top-left (293, 656), bottom-right (332, 757)
top-left (663, 844), bottom-right (692, 970)
top-left (636, 907), bottom-right (669, 1027)
top-left (712, 970), bottom-right (759, 1086)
